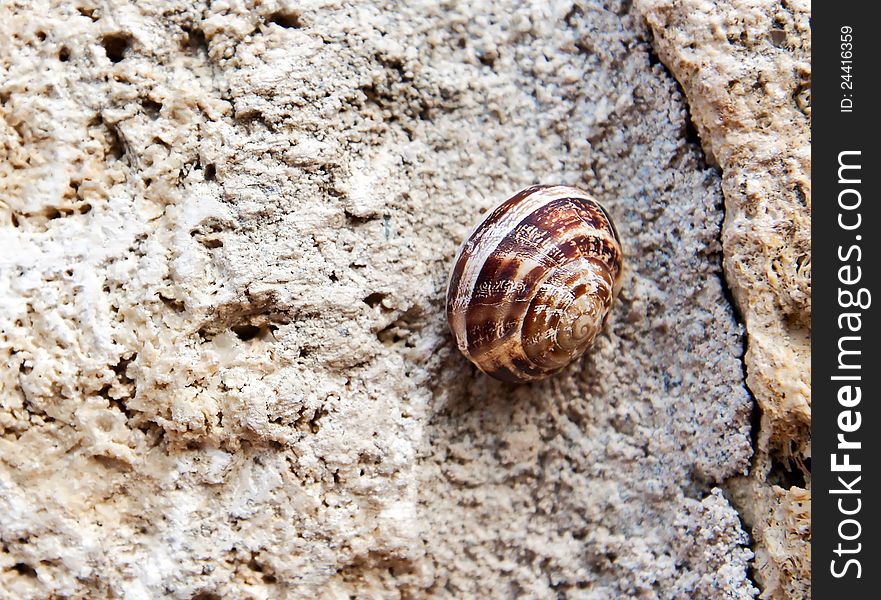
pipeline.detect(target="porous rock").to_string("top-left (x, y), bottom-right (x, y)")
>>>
top-left (1, 1), bottom-right (757, 598)
top-left (635, 0), bottom-right (811, 597)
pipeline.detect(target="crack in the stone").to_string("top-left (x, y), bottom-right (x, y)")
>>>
top-left (638, 20), bottom-right (764, 597)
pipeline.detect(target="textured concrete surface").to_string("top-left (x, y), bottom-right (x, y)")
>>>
top-left (1, 1), bottom-right (762, 598)
top-left (635, 1), bottom-right (811, 597)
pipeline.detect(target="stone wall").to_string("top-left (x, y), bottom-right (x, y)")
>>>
top-left (1, 1), bottom-right (807, 598)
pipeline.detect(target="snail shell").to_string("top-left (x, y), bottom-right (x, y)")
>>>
top-left (446, 185), bottom-right (623, 383)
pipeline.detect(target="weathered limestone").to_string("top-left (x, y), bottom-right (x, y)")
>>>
top-left (0, 0), bottom-right (807, 597)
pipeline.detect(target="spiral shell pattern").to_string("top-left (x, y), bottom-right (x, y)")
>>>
top-left (446, 185), bottom-right (623, 383)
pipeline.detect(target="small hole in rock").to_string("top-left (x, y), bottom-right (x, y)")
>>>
top-left (268, 11), bottom-right (303, 29)
top-left (142, 98), bottom-right (162, 118)
top-left (768, 455), bottom-right (807, 489)
top-left (204, 164), bottom-right (216, 181)
top-left (102, 33), bottom-right (131, 63)
top-left (231, 324), bottom-right (263, 341)
top-left (159, 294), bottom-right (185, 312)
top-left (59, 46), bottom-right (70, 61)
top-left (683, 113), bottom-right (701, 146)
top-left (12, 563), bottom-right (37, 578)
top-left (564, 4), bottom-right (583, 25)
top-left (377, 322), bottom-right (406, 345)
top-left (363, 292), bottom-right (386, 308)
top-left (769, 29), bottom-right (787, 47)
top-left (78, 6), bottom-right (98, 20)
top-left (93, 455), bottom-right (131, 471)
top-left (105, 123), bottom-right (125, 160)
top-left (478, 52), bottom-right (496, 68)
top-left (181, 26), bottom-right (208, 54)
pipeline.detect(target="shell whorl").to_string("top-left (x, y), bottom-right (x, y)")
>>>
top-left (446, 185), bottom-right (623, 383)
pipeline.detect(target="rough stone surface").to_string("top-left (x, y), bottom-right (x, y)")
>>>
top-left (635, 0), bottom-right (811, 598)
top-left (1, 1), bottom-right (758, 598)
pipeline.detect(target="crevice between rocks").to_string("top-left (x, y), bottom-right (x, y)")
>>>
top-left (638, 20), bottom-right (765, 596)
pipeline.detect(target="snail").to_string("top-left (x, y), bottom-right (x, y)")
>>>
top-left (446, 185), bottom-right (623, 383)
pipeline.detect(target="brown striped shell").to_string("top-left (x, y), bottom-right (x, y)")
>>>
top-left (446, 185), bottom-right (624, 383)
